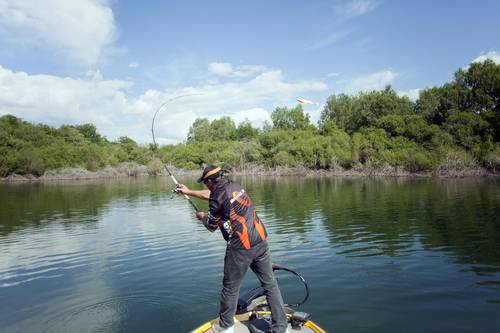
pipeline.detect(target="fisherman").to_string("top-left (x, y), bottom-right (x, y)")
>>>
top-left (175, 166), bottom-right (288, 333)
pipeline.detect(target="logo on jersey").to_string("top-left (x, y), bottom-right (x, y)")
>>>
top-left (222, 220), bottom-right (233, 236)
top-left (230, 189), bottom-right (245, 204)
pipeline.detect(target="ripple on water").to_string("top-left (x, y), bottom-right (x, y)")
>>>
top-left (2, 177), bottom-right (500, 333)
top-left (40, 293), bottom-right (194, 333)
top-left (460, 265), bottom-right (500, 276)
top-left (0, 248), bottom-right (97, 288)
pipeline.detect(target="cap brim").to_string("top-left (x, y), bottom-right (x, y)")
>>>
top-left (196, 177), bottom-right (204, 183)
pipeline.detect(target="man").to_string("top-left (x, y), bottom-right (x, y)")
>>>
top-left (175, 165), bottom-right (288, 333)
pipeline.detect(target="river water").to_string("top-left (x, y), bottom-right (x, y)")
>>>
top-left (0, 176), bottom-right (499, 333)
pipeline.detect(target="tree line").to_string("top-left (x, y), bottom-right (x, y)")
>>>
top-left (1, 60), bottom-right (499, 177)
top-left (0, 117), bottom-right (157, 177)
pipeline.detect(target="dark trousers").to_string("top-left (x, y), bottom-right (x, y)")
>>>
top-left (219, 241), bottom-right (288, 333)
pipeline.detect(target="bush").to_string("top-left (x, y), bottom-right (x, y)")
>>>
top-left (147, 158), bottom-right (164, 175)
top-left (320, 87), bottom-right (414, 133)
top-left (443, 110), bottom-right (492, 150)
top-left (436, 150), bottom-right (477, 173)
top-left (481, 143), bottom-right (500, 171)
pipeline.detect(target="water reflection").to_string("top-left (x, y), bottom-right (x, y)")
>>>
top-left (238, 176), bottom-right (500, 268)
top-left (0, 176), bottom-right (499, 333)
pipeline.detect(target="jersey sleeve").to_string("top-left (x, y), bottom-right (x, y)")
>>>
top-left (202, 197), bottom-right (222, 232)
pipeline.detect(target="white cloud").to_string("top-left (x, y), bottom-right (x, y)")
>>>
top-left (134, 69), bottom-right (328, 143)
top-left (312, 0), bottom-right (378, 51)
top-left (334, 0), bottom-right (380, 20)
top-left (0, 64), bottom-right (328, 144)
top-left (229, 108), bottom-right (270, 128)
top-left (471, 51), bottom-right (500, 65)
top-left (310, 30), bottom-right (352, 50)
top-left (345, 70), bottom-right (398, 93)
top-left (0, 0), bottom-right (116, 67)
top-left (0, 65), bottom-right (132, 139)
top-left (397, 88), bottom-right (420, 102)
top-left (128, 62), bottom-right (140, 68)
top-left (208, 62), bottom-right (268, 78)
top-left (208, 62), bottom-right (233, 77)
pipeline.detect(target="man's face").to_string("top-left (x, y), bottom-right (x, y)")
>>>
top-left (204, 179), bottom-right (214, 191)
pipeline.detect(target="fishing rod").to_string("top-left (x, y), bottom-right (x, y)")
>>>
top-left (151, 94), bottom-right (202, 212)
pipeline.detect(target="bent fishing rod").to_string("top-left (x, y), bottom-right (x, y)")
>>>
top-left (151, 94), bottom-right (201, 212)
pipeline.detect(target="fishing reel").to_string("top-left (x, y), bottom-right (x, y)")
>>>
top-left (172, 184), bottom-right (182, 193)
top-left (170, 184), bottom-right (183, 199)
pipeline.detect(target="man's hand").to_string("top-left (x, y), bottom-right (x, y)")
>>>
top-left (195, 211), bottom-right (205, 220)
top-left (174, 184), bottom-right (190, 195)
top-left (174, 184), bottom-right (210, 201)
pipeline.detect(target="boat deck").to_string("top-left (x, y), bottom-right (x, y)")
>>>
top-left (229, 321), bottom-right (317, 332)
top-left (198, 318), bottom-right (319, 333)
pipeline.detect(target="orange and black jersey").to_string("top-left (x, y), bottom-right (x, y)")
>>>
top-left (202, 178), bottom-right (267, 250)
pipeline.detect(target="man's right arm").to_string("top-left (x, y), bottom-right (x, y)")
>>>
top-left (194, 198), bottom-right (221, 232)
top-left (175, 184), bottom-right (210, 200)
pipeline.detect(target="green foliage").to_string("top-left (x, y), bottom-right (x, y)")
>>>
top-left (187, 116), bottom-right (237, 142)
top-left (482, 144), bottom-right (500, 171)
top-left (160, 140), bottom-right (262, 170)
top-left (417, 59), bottom-right (500, 141)
top-left (416, 83), bottom-right (464, 125)
top-left (115, 136), bottom-right (152, 164)
top-left (236, 119), bottom-right (259, 140)
top-left (323, 125), bottom-right (353, 168)
top-left (210, 117), bottom-right (237, 141)
top-left (0, 115), bottom-right (151, 176)
top-left (455, 60), bottom-right (500, 115)
top-left (443, 110), bottom-right (491, 151)
top-left (187, 118), bottom-right (211, 142)
top-left (351, 127), bottom-right (436, 171)
top-left (373, 114), bottom-right (448, 148)
top-left (319, 94), bottom-right (355, 132)
top-left (147, 158), bottom-right (164, 175)
top-left (320, 86), bottom-right (414, 134)
top-left (2, 61), bottom-right (500, 176)
top-left (75, 124), bottom-right (105, 144)
top-left (271, 105), bottom-right (312, 130)
top-left (259, 129), bottom-right (351, 169)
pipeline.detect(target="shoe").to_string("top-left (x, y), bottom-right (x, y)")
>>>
top-left (247, 323), bottom-right (266, 333)
top-left (210, 323), bottom-right (234, 333)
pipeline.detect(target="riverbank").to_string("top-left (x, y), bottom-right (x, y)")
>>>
top-left (1, 163), bottom-right (497, 183)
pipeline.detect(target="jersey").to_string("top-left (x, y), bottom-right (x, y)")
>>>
top-left (202, 178), bottom-right (267, 250)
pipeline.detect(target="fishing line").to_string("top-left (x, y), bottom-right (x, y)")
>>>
top-left (151, 93), bottom-right (203, 212)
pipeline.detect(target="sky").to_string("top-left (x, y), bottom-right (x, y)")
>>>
top-left (0, 0), bottom-right (499, 144)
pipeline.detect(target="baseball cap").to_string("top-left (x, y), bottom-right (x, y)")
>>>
top-left (197, 165), bottom-right (222, 183)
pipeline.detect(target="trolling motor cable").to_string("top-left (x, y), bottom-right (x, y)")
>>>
top-left (272, 263), bottom-right (310, 307)
top-left (238, 264), bottom-right (310, 312)
top-left (151, 94), bottom-right (202, 212)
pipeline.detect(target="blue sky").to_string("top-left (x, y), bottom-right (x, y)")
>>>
top-left (0, 0), bottom-right (499, 143)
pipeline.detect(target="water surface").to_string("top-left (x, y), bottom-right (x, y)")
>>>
top-left (1, 177), bottom-right (499, 333)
